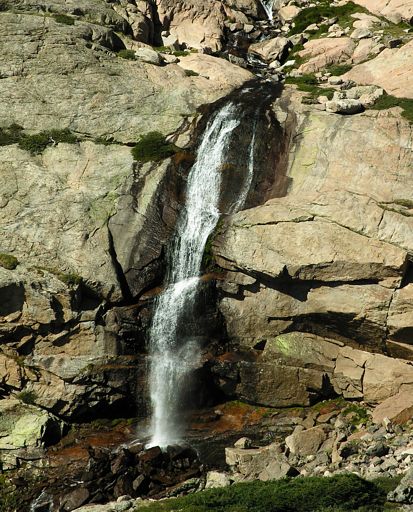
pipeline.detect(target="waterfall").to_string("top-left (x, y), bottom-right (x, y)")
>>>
top-left (259, 0), bottom-right (275, 21)
top-left (148, 102), bottom-right (242, 448)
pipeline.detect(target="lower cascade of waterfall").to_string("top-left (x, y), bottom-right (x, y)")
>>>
top-left (148, 81), bottom-right (281, 448)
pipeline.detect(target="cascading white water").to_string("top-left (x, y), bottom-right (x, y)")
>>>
top-left (148, 102), bottom-right (241, 448)
top-left (259, 0), bottom-right (275, 21)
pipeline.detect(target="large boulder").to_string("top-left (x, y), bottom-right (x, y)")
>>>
top-left (225, 442), bottom-right (295, 481)
top-left (285, 426), bottom-right (327, 456)
top-left (372, 389), bottom-right (413, 424)
top-left (353, 0), bottom-right (413, 24)
top-left (298, 37), bottom-right (356, 73)
top-left (345, 40), bottom-right (413, 99)
top-left (248, 37), bottom-right (290, 63)
top-left (215, 331), bottom-right (413, 406)
top-left (0, 398), bottom-right (63, 469)
top-left (388, 467), bottom-right (413, 504)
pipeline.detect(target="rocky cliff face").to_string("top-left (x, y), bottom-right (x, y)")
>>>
top-left (213, 88), bottom-right (413, 406)
top-left (0, 0), bottom-right (257, 470)
top-left (1, 0), bottom-right (413, 506)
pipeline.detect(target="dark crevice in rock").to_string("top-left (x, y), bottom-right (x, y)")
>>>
top-left (0, 282), bottom-right (25, 316)
top-left (107, 225), bottom-right (133, 302)
top-left (283, 315), bottom-right (387, 352)
top-left (400, 257), bottom-right (413, 288)
top-left (253, 339), bottom-right (267, 350)
top-left (220, 268), bottom-right (382, 303)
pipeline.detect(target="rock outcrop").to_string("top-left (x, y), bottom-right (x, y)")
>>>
top-left (345, 40), bottom-right (413, 98)
top-left (0, 398), bottom-right (63, 470)
top-left (354, 0), bottom-right (413, 24)
top-left (213, 88), bottom-right (413, 405)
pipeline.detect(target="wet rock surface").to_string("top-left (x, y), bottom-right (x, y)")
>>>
top-left (26, 441), bottom-right (203, 511)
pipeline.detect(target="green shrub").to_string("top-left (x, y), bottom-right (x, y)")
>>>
top-left (369, 94), bottom-right (413, 124)
top-left (289, 1), bottom-right (366, 35)
top-left (0, 253), bottom-right (18, 270)
top-left (117, 49), bottom-right (136, 60)
top-left (0, 126), bottom-right (77, 153)
top-left (18, 128), bottom-right (78, 154)
top-left (137, 474), bottom-right (386, 512)
top-left (58, 272), bottom-right (82, 286)
top-left (0, 475), bottom-right (19, 512)
top-left (94, 136), bottom-right (116, 145)
top-left (131, 131), bottom-right (178, 162)
top-left (16, 390), bottom-right (37, 405)
top-left (202, 219), bottom-right (224, 270)
top-left (34, 267), bottom-right (82, 287)
top-left (19, 132), bottom-right (51, 154)
top-left (53, 14), bottom-right (75, 25)
top-left (153, 45), bottom-right (170, 53)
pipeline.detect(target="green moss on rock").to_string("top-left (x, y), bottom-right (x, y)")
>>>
top-left (370, 94), bottom-right (413, 124)
top-left (0, 253), bottom-right (18, 270)
top-left (117, 49), bottom-right (136, 60)
top-left (53, 14), bottom-right (75, 25)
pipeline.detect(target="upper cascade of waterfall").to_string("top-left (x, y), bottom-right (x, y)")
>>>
top-left (259, 0), bottom-right (275, 21)
top-left (169, 102), bottom-right (241, 284)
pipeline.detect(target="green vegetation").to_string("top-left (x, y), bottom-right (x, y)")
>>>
top-left (369, 94), bottom-right (413, 124)
top-left (153, 46), bottom-right (190, 57)
top-left (95, 136), bottom-right (116, 145)
top-left (136, 474), bottom-right (386, 512)
top-left (289, 1), bottom-right (367, 35)
top-left (0, 125), bottom-right (78, 154)
top-left (372, 475), bottom-right (403, 495)
top-left (117, 49), bottom-right (136, 60)
top-left (19, 129), bottom-right (78, 154)
top-left (0, 124), bottom-right (24, 146)
top-left (343, 403), bottom-right (369, 426)
top-left (131, 131), bottom-right (178, 163)
top-left (326, 64), bottom-right (353, 76)
top-left (35, 267), bottom-right (82, 287)
top-left (16, 390), bottom-right (37, 405)
top-left (53, 14), bottom-right (75, 25)
top-left (202, 218), bottom-right (224, 270)
top-left (173, 50), bottom-right (190, 57)
top-left (0, 253), bottom-right (18, 270)
top-left (282, 44), bottom-right (307, 73)
top-left (57, 272), bottom-right (82, 286)
top-left (285, 74), bottom-right (335, 102)
top-left (184, 69), bottom-right (200, 77)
